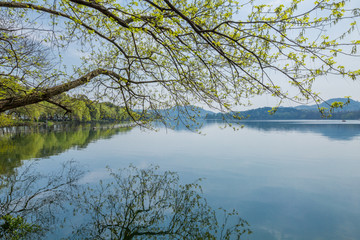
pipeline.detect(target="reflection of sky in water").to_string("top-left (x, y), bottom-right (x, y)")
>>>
top-left (237, 120), bottom-right (360, 141)
top-left (6, 121), bottom-right (360, 240)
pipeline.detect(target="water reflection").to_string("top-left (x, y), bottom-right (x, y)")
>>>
top-left (2, 120), bottom-right (358, 175)
top-left (157, 119), bottom-right (360, 141)
top-left (237, 120), bottom-right (360, 141)
top-left (0, 163), bottom-right (250, 240)
top-left (71, 165), bottom-right (251, 240)
top-left (1, 120), bottom-right (360, 239)
top-left (0, 123), bottom-right (133, 175)
top-left (0, 161), bottom-right (83, 240)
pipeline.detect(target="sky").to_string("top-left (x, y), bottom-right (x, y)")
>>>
top-left (58, 0), bottom-right (360, 110)
top-left (236, 0), bottom-right (360, 109)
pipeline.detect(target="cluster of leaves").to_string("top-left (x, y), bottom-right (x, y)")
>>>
top-left (0, 114), bottom-right (18, 127)
top-left (0, 215), bottom-right (42, 240)
top-left (0, 0), bottom-right (359, 117)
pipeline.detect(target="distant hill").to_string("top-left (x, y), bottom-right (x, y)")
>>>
top-left (206, 98), bottom-right (360, 120)
top-left (152, 105), bottom-right (215, 130)
top-left (295, 98), bottom-right (360, 112)
top-left (154, 98), bottom-right (360, 121)
top-left (153, 105), bottom-right (215, 120)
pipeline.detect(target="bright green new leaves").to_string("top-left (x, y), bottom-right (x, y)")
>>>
top-left (0, 0), bottom-right (359, 115)
top-left (0, 215), bottom-right (42, 240)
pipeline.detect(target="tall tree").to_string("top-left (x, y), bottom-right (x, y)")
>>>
top-left (0, 0), bottom-right (359, 117)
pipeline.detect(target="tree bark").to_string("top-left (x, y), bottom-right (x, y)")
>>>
top-left (0, 69), bottom-right (107, 113)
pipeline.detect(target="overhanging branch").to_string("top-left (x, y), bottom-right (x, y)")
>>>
top-left (0, 69), bottom-right (117, 113)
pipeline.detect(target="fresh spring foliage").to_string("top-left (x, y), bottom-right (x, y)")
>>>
top-left (0, 0), bottom-right (360, 118)
top-left (0, 215), bottom-right (42, 240)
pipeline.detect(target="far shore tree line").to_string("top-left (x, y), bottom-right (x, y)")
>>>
top-left (206, 107), bottom-right (360, 120)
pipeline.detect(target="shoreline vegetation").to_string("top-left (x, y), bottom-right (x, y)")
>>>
top-left (2, 97), bottom-right (360, 129)
top-left (0, 93), bottom-right (135, 128)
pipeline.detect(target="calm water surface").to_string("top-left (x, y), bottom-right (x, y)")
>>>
top-left (1, 120), bottom-right (360, 240)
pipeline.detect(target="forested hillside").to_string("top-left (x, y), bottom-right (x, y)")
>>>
top-left (206, 98), bottom-right (360, 120)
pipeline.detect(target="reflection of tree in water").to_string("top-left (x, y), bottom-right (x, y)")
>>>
top-left (0, 164), bottom-right (251, 239)
top-left (0, 161), bottom-right (83, 240)
top-left (71, 165), bottom-right (251, 240)
top-left (0, 124), bottom-right (133, 175)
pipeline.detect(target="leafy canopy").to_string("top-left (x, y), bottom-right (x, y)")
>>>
top-left (0, 0), bottom-right (359, 117)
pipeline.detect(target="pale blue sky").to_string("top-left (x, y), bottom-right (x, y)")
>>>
top-left (59, 0), bottom-right (360, 109)
top-left (237, 0), bottom-right (360, 108)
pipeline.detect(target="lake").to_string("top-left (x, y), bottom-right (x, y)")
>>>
top-left (1, 120), bottom-right (360, 239)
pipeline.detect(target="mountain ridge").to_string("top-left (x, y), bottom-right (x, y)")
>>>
top-left (155, 98), bottom-right (360, 120)
top-left (209, 98), bottom-right (360, 120)
top-left (295, 98), bottom-right (360, 111)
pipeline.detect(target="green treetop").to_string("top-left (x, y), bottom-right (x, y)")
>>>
top-left (0, 0), bottom-right (359, 118)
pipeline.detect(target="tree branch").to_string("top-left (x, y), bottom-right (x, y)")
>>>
top-left (0, 69), bottom-right (107, 112)
top-left (46, 99), bottom-right (72, 115)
